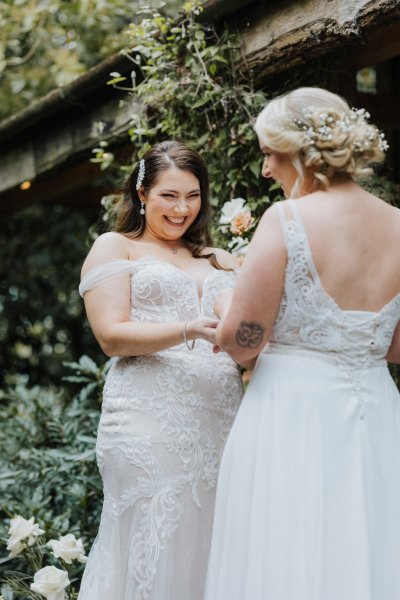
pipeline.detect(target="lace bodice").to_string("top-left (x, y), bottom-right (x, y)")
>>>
top-left (79, 255), bottom-right (236, 354)
top-left (78, 256), bottom-right (243, 600)
top-left (269, 200), bottom-right (400, 369)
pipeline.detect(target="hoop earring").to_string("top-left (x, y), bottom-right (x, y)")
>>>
top-left (140, 201), bottom-right (145, 216)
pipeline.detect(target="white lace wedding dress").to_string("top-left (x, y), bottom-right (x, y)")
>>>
top-left (205, 200), bottom-right (400, 600)
top-left (77, 256), bottom-right (243, 600)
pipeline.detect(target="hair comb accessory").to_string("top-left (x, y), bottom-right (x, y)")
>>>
top-left (136, 159), bottom-right (146, 190)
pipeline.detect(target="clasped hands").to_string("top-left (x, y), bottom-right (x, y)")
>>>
top-left (184, 288), bottom-right (234, 354)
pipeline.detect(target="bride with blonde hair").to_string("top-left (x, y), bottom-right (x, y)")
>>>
top-left (205, 87), bottom-right (400, 600)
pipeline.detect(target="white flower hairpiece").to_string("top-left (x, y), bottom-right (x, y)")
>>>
top-left (136, 159), bottom-right (145, 190)
top-left (293, 107), bottom-right (389, 153)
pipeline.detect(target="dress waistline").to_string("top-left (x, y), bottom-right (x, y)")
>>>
top-left (263, 342), bottom-right (387, 369)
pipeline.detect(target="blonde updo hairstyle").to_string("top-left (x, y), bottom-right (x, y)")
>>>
top-left (254, 87), bottom-right (387, 198)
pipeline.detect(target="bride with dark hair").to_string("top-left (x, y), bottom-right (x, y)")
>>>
top-left (78, 141), bottom-right (243, 600)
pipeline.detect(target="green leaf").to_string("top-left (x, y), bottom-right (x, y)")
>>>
top-left (249, 161), bottom-right (261, 178)
top-left (191, 97), bottom-right (210, 109)
top-left (107, 76), bottom-right (127, 85)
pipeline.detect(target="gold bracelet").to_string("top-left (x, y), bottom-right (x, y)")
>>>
top-left (183, 321), bottom-right (195, 350)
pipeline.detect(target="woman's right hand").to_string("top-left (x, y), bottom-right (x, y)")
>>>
top-left (186, 318), bottom-right (219, 345)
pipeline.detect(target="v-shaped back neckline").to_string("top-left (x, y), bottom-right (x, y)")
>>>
top-left (283, 200), bottom-right (400, 316)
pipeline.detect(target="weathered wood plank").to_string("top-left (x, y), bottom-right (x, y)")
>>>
top-left (235, 0), bottom-right (400, 81)
top-left (0, 96), bottom-right (139, 194)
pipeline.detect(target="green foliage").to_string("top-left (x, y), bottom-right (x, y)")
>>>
top-left (0, 0), bottom-right (180, 120)
top-left (95, 1), bottom-right (273, 246)
top-left (0, 357), bottom-right (109, 595)
top-left (358, 173), bottom-right (400, 208)
top-left (0, 203), bottom-right (103, 385)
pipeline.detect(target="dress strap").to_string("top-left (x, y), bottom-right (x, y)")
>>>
top-left (275, 201), bottom-right (287, 230)
top-left (275, 200), bottom-right (305, 257)
top-left (79, 259), bottom-right (134, 297)
top-left (275, 201), bottom-right (291, 248)
top-left (287, 199), bottom-right (302, 225)
top-left (287, 200), bottom-right (321, 282)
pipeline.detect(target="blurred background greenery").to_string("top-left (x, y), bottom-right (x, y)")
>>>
top-left (0, 0), bottom-right (179, 120)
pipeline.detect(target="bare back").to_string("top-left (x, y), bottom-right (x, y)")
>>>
top-left (290, 181), bottom-right (400, 313)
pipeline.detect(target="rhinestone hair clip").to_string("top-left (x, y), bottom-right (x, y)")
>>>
top-left (136, 159), bottom-right (145, 190)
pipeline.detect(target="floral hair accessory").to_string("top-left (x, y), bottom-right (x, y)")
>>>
top-left (136, 159), bottom-right (146, 190)
top-left (293, 106), bottom-right (389, 153)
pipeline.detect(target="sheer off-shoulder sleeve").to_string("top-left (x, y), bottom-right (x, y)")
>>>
top-left (79, 260), bottom-right (134, 297)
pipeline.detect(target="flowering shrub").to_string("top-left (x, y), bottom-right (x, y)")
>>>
top-left (0, 356), bottom-right (110, 598)
top-left (47, 535), bottom-right (87, 566)
top-left (6, 517), bottom-right (45, 559)
top-left (93, 1), bottom-right (272, 242)
top-left (2, 515), bottom-right (86, 599)
top-left (31, 566), bottom-right (70, 600)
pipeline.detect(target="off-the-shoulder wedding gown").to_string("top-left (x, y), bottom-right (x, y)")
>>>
top-left (78, 257), bottom-right (243, 600)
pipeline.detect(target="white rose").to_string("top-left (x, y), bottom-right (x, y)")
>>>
top-left (30, 566), bottom-right (70, 600)
top-left (47, 533), bottom-right (87, 564)
top-left (7, 516), bottom-right (45, 558)
top-left (219, 198), bottom-right (247, 224)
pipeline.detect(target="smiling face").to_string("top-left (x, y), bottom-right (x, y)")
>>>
top-left (138, 167), bottom-right (202, 243)
top-left (260, 145), bottom-right (298, 198)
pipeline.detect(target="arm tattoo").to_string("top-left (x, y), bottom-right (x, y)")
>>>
top-left (235, 321), bottom-right (265, 348)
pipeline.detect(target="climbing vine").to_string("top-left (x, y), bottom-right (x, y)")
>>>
top-left (92, 1), bottom-right (277, 251)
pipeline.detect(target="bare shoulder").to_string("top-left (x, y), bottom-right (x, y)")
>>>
top-left (385, 204), bottom-right (400, 239)
top-left (253, 202), bottom-right (285, 245)
top-left (386, 203), bottom-right (400, 220)
top-left (257, 201), bottom-right (283, 226)
top-left (361, 191), bottom-right (400, 226)
top-left (206, 247), bottom-right (240, 269)
top-left (81, 232), bottom-right (131, 277)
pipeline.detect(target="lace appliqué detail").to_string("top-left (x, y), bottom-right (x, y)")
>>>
top-left (79, 258), bottom-right (243, 600)
top-left (271, 206), bottom-right (400, 371)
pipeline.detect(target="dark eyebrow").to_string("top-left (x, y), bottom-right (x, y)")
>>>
top-left (159, 188), bottom-right (200, 194)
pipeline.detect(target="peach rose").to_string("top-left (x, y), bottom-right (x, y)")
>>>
top-left (230, 211), bottom-right (255, 235)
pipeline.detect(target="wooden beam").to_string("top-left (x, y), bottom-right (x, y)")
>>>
top-left (0, 96), bottom-right (138, 195)
top-left (352, 20), bottom-right (400, 68)
top-left (0, 144), bottom-right (133, 214)
top-left (234, 0), bottom-right (400, 83)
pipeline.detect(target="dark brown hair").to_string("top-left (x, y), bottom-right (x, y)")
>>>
top-left (115, 141), bottom-right (223, 268)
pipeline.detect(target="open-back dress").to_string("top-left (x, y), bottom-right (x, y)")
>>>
top-left (205, 200), bottom-right (400, 600)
